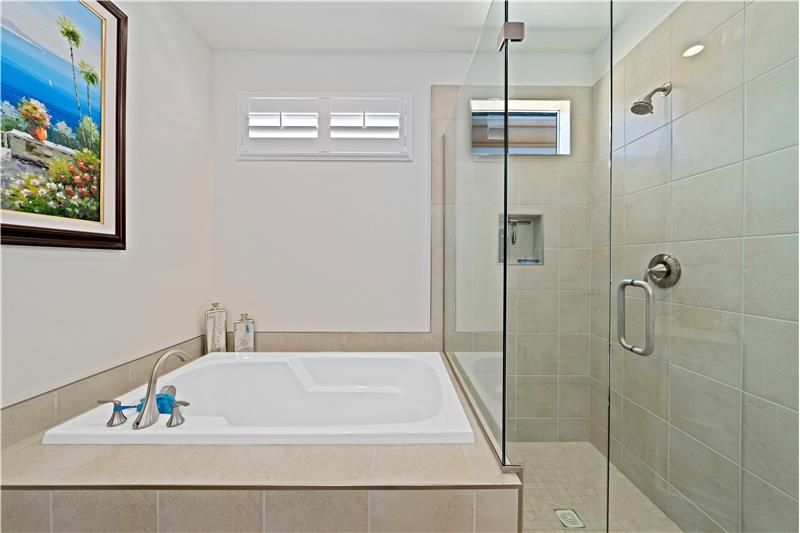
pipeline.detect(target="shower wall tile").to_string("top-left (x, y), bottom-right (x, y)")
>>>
top-left (159, 490), bottom-right (262, 533)
top-left (621, 124), bottom-right (671, 195)
top-left (670, 238), bottom-right (743, 312)
top-left (671, 1), bottom-right (744, 58)
top-left (669, 304), bottom-right (742, 387)
top-left (558, 334), bottom-right (590, 375)
top-left (620, 398), bottom-right (668, 477)
top-left (623, 184), bottom-right (670, 244)
top-left (669, 365), bottom-right (741, 461)
top-left (744, 146), bottom-right (799, 236)
top-left (669, 429), bottom-right (740, 532)
top-left (671, 12), bottom-right (744, 118)
top-left (745, 0), bottom-right (800, 81)
top-left (620, 450), bottom-right (670, 514)
top-left (515, 376), bottom-right (557, 418)
top-left (741, 470), bottom-right (799, 533)
top-left (668, 487), bottom-right (725, 533)
top-left (515, 334), bottom-right (557, 375)
top-left (588, 4), bottom-right (799, 530)
top-left (744, 58), bottom-right (799, 158)
top-left (671, 163), bottom-right (743, 241)
top-left (743, 235), bottom-right (799, 321)
top-left (0, 490), bottom-right (51, 533)
top-left (557, 376), bottom-right (589, 417)
top-left (672, 86), bottom-right (744, 179)
top-left (622, 352), bottom-right (669, 419)
top-left (741, 393), bottom-right (799, 498)
top-left (559, 291), bottom-right (591, 333)
top-left (742, 315), bottom-right (799, 410)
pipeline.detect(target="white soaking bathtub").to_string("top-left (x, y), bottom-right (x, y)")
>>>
top-left (42, 352), bottom-right (474, 445)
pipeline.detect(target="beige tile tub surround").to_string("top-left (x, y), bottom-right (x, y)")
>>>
top-left (1, 488), bottom-right (519, 533)
top-left (1, 352), bottom-right (521, 532)
top-left (589, 2), bottom-right (799, 532)
top-left (1, 336), bottom-right (205, 451)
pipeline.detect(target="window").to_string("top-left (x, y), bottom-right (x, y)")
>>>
top-left (470, 99), bottom-right (571, 156)
top-left (238, 93), bottom-right (412, 160)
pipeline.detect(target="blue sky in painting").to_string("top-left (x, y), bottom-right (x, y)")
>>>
top-left (1, 1), bottom-right (103, 131)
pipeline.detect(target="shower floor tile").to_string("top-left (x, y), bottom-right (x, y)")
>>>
top-left (508, 442), bottom-right (681, 533)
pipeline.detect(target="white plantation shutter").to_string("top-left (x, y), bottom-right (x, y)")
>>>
top-left (238, 93), bottom-right (411, 160)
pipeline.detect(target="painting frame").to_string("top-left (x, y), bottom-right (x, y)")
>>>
top-left (1, 0), bottom-right (127, 250)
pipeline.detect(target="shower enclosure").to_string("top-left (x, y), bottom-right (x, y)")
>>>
top-left (442, 1), bottom-right (799, 531)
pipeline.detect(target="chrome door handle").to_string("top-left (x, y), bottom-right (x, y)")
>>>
top-left (617, 279), bottom-right (655, 356)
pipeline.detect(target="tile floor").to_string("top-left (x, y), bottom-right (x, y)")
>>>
top-left (508, 442), bottom-right (681, 532)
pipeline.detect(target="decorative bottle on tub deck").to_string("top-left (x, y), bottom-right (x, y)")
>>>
top-left (234, 313), bottom-right (255, 352)
top-left (205, 303), bottom-right (227, 353)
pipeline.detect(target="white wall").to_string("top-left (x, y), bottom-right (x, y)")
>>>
top-left (1, 2), bottom-right (214, 406)
top-left (210, 52), bottom-right (471, 332)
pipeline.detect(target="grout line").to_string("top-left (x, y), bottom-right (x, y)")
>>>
top-left (156, 490), bottom-right (160, 533)
top-left (262, 490), bottom-right (267, 533)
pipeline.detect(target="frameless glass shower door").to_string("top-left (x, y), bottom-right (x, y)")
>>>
top-left (445, 1), bottom-right (797, 532)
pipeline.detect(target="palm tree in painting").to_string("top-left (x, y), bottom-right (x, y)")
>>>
top-left (57, 15), bottom-right (83, 120)
top-left (78, 60), bottom-right (99, 118)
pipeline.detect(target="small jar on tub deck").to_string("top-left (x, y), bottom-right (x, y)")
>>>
top-left (205, 302), bottom-right (228, 353)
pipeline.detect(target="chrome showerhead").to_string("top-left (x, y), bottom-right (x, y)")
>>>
top-left (630, 98), bottom-right (654, 115)
top-left (630, 82), bottom-right (672, 115)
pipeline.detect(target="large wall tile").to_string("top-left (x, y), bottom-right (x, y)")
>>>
top-left (52, 490), bottom-right (156, 533)
top-left (620, 451), bottom-right (670, 514)
top-left (743, 235), bottom-right (799, 320)
top-left (671, 1), bottom-right (744, 58)
top-left (516, 333), bottom-right (558, 375)
top-left (670, 304), bottom-right (742, 387)
top-left (55, 365), bottom-right (129, 424)
top-left (741, 470), bottom-right (799, 533)
top-left (668, 487), bottom-right (725, 533)
top-left (621, 124), bottom-right (671, 195)
top-left (671, 238), bottom-right (742, 312)
top-left (559, 291), bottom-right (591, 333)
top-left (516, 376), bottom-right (557, 418)
top-left (369, 490), bottom-right (474, 533)
top-left (745, 58), bottom-right (799, 159)
top-left (158, 490), bottom-right (262, 533)
top-left (742, 315), bottom-right (799, 409)
top-left (515, 417), bottom-right (557, 442)
top-left (622, 351), bottom-right (668, 419)
top-left (671, 163), bottom-right (743, 241)
top-left (558, 334), bottom-right (590, 375)
top-left (744, 145), bottom-right (799, 236)
top-left (624, 184), bottom-right (670, 245)
top-left (672, 12), bottom-right (744, 118)
top-left (559, 206), bottom-right (592, 248)
top-left (742, 394), bottom-right (799, 498)
top-left (672, 87), bottom-right (743, 179)
top-left (670, 365), bottom-right (740, 462)
top-left (559, 249), bottom-right (591, 290)
top-left (264, 490), bottom-right (368, 532)
top-left (621, 398), bottom-right (668, 477)
top-left (745, 0), bottom-right (800, 81)
top-left (1, 391), bottom-right (55, 450)
top-left (475, 489), bottom-right (519, 533)
top-left (669, 429), bottom-right (740, 532)
top-left (1, 490), bottom-right (51, 533)
top-left (558, 376), bottom-right (589, 417)
top-left (517, 291), bottom-right (559, 333)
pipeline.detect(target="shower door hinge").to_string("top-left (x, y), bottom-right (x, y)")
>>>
top-left (498, 21), bottom-right (525, 51)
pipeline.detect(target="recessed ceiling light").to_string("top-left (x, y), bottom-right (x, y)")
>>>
top-left (683, 44), bottom-right (704, 57)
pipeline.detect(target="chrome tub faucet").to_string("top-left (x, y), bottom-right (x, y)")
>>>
top-left (132, 349), bottom-right (188, 430)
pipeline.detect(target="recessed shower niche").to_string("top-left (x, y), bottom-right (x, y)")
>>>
top-left (498, 214), bottom-right (543, 264)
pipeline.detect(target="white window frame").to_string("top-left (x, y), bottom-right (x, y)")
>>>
top-left (237, 92), bottom-right (412, 161)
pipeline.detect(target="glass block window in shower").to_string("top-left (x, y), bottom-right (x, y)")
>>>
top-left (498, 214), bottom-right (543, 265)
top-left (470, 99), bottom-right (571, 155)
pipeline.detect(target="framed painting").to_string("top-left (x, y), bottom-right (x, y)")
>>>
top-left (0, 1), bottom-right (126, 249)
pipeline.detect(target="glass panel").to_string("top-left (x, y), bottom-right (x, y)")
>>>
top-left (505, 1), bottom-right (612, 531)
top-left (443, 0), bottom-right (507, 460)
top-left (609, 2), bottom-right (799, 533)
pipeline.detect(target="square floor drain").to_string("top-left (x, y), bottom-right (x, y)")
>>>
top-left (555, 509), bottom-right (585, 528)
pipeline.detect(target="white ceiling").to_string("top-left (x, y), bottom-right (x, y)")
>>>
top-left (171, 1), bottom-right (644, 54)
top-left (171, 1), bottom-right (492, 53)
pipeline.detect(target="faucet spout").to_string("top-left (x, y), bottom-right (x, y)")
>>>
top-left (132, 349), bottom-right (188, 430)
